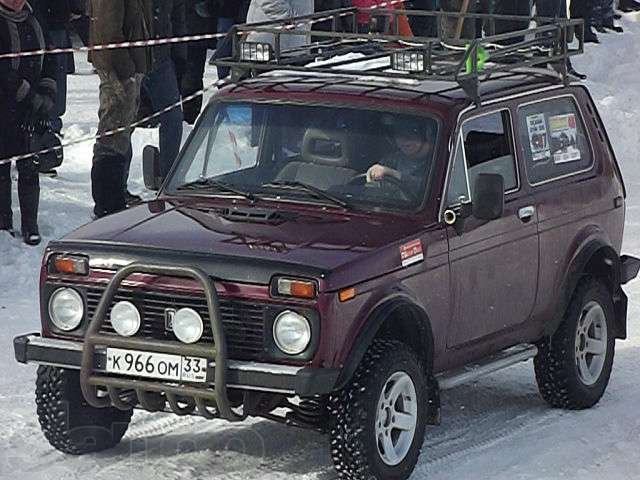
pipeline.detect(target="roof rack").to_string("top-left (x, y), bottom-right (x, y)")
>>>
top-left (215, 7), bottom-right (584, 104)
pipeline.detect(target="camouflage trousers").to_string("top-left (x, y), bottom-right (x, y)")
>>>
top-left (93, 70), bottom-right (143, 158)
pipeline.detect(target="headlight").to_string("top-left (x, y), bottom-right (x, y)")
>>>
top-left (48, 288), bottom-right (84, 331)
top-left (273, 310), bottom-right (311, 355)
top-left (173, 308), bottom-right (204, 344)
top-left (110, 301), bottom-right (141, 337)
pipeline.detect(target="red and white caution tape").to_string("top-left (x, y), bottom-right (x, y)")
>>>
top-left (0, 1), bottom-right (409, 166)
top-left (0, 82), bottom-right (219, 167)
top-left (0, 1), bottom-right (406, 60)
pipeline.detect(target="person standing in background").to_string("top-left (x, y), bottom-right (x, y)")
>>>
top-left (32, 0), bottom-right (74, 135)
top-left (536, 0), bottom-right (587, 79)
top-left (351, 0), bottom-right (413, 35)
top-left (68, 0), bottom-right (90, 48)
top-left (570, 0), bottom-right (600, 43)
top-left (181, 0), bottom-right (217, 125)
top-left (88, 0), bottom-right (153, 218)
top-left (208, 1), bottom-right (251, 80)
top-left (592, 0), bottom-right (623, 33)
top-left (123, 0), bottom-right (187, 205)
top-left (246, 0), bottom-right (315, 50)
top-left (0, 0), bottom-right (57, 245)
top-left (407, 0), bottom-right (438, 37)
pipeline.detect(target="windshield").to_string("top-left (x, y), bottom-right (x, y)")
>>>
top-left (166, 102), bottom-right (439, 211)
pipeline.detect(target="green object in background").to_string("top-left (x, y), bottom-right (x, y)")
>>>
top-left (465, 45), bottom-right (489, 74)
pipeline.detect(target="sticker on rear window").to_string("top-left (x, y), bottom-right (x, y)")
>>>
top-left (526, 113), bottom-right (551, 163)
top-left (400, 239), bottom-right (424, 267)
top-left (549, 113), bottom-right (581, 164)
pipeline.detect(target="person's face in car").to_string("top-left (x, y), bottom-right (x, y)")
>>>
top-left (395, 130), bottom-right (433, 159)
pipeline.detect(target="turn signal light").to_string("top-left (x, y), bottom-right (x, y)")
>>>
top-left (338, 287), bottom-right (356, 302)
top-left (51, 255), bottom-right (89, 276)
top-left (275, 277), bottom-right (317, 299)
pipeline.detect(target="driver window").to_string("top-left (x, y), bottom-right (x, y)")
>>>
top-left (462, 110), bottom-right (518, 196)
top-left (445, 109), bottom-right (518, 208)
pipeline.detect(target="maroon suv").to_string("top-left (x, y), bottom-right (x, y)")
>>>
top-left (13, 10), bottom-right (640, 480)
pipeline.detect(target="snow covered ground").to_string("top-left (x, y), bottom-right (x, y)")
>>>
top-left (1, 17), bottom-right (640, 480)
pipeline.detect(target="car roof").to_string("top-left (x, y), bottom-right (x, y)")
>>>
top-left (215, 69), bottom-right (566, 115)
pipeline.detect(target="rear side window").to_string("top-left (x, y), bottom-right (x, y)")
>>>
top-left (518, 97), bottom-right (593, 185)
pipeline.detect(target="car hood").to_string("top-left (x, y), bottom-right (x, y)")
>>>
top-left (60, 201), bottom-right (426, 289)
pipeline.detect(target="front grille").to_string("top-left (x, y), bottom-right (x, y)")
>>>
top-left (85, 287), bottom-right (267, 361)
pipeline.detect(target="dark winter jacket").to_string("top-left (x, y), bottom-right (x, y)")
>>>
top-left (0, 3), bottom-right (56, 157)
top-left (210, 0), bottom-right (249, 20)
top-left (88, 0), bottom-right (154, 80)
top-left (32, 0), bottom-right (72, 30)
top-left (149, 0), bottom-right (187, 70)
top-left (32, 0), bottom-right (75, 73)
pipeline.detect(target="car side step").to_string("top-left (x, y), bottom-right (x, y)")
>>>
top-left (436, 344), bottom-right (538, 391)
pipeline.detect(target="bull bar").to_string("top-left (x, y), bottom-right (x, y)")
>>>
top-left (78, 263), bottom-right (243, 420)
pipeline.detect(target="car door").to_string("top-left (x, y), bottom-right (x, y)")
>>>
top-left (444, 108), bottom-right (540, 348)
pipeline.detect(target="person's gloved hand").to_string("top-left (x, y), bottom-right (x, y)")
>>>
top-left (30, 92), bottom-right (55, 119)
top-left (28, 77), bottom-right (57, 123)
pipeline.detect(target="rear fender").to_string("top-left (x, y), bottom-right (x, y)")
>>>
top-left (549, 236), bottom-right (625, 338)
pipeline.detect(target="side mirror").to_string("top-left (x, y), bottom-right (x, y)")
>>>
top-left (143, 145), bottom-right (162, 191)
top-left (472, 173), bottom-right (505, 221)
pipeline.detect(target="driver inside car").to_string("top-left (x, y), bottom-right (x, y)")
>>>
top-left (366, 116), bottom-right (436, 198)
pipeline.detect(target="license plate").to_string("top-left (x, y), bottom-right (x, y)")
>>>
top-left (105, 348), bottom-right (208, 383)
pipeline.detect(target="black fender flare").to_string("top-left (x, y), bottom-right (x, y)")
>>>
top-left (334, 294), bottom-right (434, 391)
top-left (547, 238), bottom-right (623, 337)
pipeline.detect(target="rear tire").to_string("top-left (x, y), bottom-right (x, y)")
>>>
top-left (329, 340), bottom-right (428, 480)
top-left (534, 277), bottom-right (616, 409)
top-left (36, 366), bottom-right (132, 455)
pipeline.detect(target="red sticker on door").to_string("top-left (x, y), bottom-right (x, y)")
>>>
top-left (400, 239), bottom-right (424, 267)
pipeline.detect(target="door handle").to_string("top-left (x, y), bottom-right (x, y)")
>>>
top-left (518, 206), bottom-right (536, 222)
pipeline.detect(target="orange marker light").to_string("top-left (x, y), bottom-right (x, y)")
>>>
top-left (339, 287), bottom-right (356, 302)
top-left (277, 278), bottom-right (317, 299)
top-left (53, 256), bottom-right (89, 276)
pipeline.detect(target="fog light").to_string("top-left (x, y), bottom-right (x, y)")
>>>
top-left (240, 42), bottom-right (273, 62)
top-left (110, 301), bottom-right (141, 337)
top-left (391, 51), bottom-right (426, 73)
top-left (173, 308), bottom-right (204, 344)
top-left (273, 310), bottom-right (311, 355)
top-left (49, 288), bottom-right (84, 331)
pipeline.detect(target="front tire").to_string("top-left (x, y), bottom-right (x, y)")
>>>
top-left (534, 277), bottom-right (616, 409)
top-left (36, 366), bottom-right (132, 455)
top-left (329, 340), bottom-right (428, 480)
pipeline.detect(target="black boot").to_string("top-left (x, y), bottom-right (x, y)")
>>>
top-left (125, 190), bottom-right (143, 207)
top-left (17, 162), bottom-right (41, 245)
top-left (603, 18), bottom-right (624, 32)
top-left (92, 153), bottom-right (127, 218)
top-left (619, 0), bottom-right (640, 11)
top-left (0, 164), bottom-right (13, 232)
top-left (583, 27), bottom-right (600, 43)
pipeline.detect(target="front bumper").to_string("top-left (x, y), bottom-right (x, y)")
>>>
top-left (14, 333), bottom-right (339, 397)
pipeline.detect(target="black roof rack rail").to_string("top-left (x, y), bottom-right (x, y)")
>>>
top-left (215, 7), bottom-right (584, 105)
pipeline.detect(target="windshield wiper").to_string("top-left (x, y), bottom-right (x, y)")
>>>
top-left (177, 178), bottom-right (258, 202)
top-left (261, 180), bottom-right (350, 209)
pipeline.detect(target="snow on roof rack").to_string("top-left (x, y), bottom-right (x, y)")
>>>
top-left (215, 7), bottom-right (584, 105)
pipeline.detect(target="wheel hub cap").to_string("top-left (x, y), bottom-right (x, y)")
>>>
top-left (575, 301), bottom-right (607, 386)
top-left (375, 371), bottom-right (418, 466)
